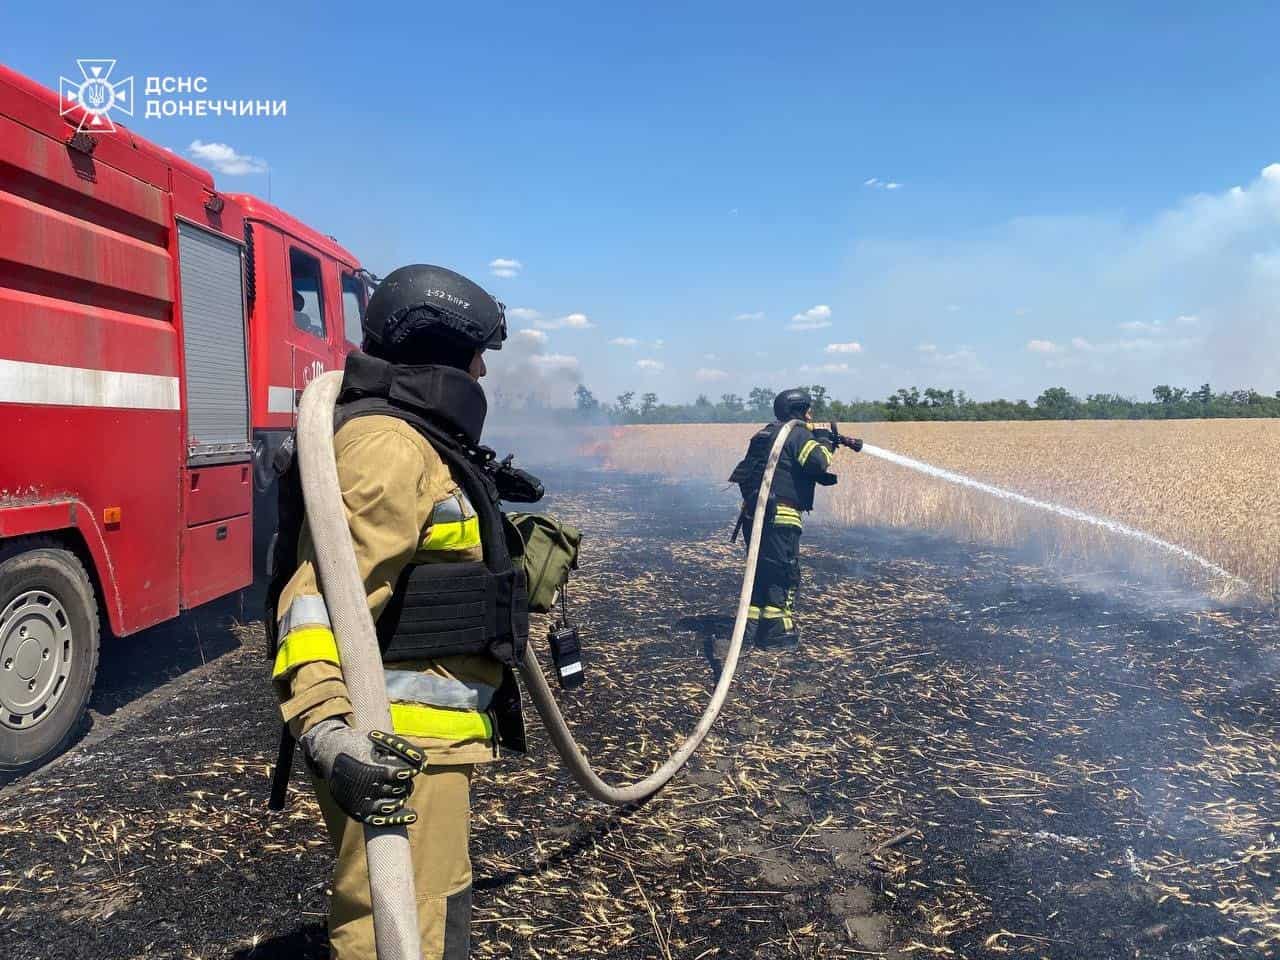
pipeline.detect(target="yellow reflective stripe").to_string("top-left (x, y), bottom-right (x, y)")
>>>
top-left (422, 515), bottom-right (481, 551)
top-left (747, 606), bottom-right (761, 620)
top-left (389, 702), bottom-right (493, 741)
top-left (775, 503), bottom-right (802, 527)
top-left (798, 439), bottom-right (835, 467)
top-left (761, 606), bottom-right (787, 619)
top-left (272, 627), bottom-right (341, 678)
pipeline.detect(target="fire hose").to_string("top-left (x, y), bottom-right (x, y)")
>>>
top-left (296, 372), bottom-right (423, 960)
top-left (297, 369), bottom-right (802, 958)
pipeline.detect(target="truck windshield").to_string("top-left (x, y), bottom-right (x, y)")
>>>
top-left (341, 273), bottom-right (364, 346)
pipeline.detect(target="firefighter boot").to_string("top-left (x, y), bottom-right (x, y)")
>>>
top-left (775, 585), bottom-right (800, 648)
top-left (754, 608), bottom-right (798, 648)
top-left (772, 624), bottom-right (800, 648)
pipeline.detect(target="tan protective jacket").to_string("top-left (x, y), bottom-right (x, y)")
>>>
top-left (271, 414), bottom-right (503, 765)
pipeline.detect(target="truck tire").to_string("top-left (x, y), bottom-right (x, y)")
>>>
top-left (0, 540), bottom-right (100, 771)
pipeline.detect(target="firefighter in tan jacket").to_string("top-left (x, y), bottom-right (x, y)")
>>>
top-left (270, 264), bottom-right (523, 960)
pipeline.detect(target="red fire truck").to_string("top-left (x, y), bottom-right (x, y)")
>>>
top-left (0, 64), bottom-right (366, 769)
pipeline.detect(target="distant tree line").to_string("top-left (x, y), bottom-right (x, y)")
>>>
top-left (559, 382), bottom-right (1280, 423)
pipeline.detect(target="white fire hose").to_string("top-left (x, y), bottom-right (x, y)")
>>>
top-left (298, 369), bottom-right (800, 957)
top-left (297, 372), bottom-right (423, 960)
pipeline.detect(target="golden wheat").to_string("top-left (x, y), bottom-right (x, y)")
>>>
top-left (594, 419), bottom-right (1280, 600)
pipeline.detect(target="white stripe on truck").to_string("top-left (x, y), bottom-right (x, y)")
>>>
top-left (0, 357), bottom-right (180, 410)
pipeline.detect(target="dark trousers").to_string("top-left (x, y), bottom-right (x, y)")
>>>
top-left (747, 521), bottom-right (802, 633)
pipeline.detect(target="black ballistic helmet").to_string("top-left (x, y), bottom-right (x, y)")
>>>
top-left (363, 264), bottom-right (507, 367)
top-left (773, 388), bottom-right (812, 421)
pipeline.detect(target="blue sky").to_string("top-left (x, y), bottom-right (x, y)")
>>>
top-left (5, 1), bottom-right (1280, 405)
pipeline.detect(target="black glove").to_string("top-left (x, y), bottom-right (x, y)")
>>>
top-left (811, 427), bottom-right (837, 452)
top-left (850, 438), bottom-right (863, 453)
top-left (299, 719), bottom-right (427, 826)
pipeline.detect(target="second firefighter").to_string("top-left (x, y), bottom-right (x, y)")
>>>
top-left (729, 389), bottom-right (839, 647)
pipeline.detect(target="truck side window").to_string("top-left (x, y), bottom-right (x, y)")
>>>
top-left (289, 248), bottom-right (326, 338)
top-left (341, 273), bottom-right (365, 346)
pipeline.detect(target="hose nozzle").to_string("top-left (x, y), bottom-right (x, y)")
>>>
top-left (827, 421), bottom-right (863, 452)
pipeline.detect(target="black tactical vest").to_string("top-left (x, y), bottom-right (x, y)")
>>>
top-left (333, 351), bottom-right (530, 669)
top-left (265, 351), bottom-right (529, 753)
top-left (728, 421), bottom-right (820, 512)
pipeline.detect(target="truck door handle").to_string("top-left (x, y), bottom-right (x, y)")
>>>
top-left (216, 525), bottom-right (228, 541)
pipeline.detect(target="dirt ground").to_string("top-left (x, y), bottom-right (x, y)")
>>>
top-left (0, 470), bottom-right (1276, 959)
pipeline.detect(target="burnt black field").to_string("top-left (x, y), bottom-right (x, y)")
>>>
top-left (1, 470), bottom-right (1276, 959)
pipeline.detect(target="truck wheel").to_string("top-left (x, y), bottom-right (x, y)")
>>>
top-left (0, 541), bottom-right (100, 771)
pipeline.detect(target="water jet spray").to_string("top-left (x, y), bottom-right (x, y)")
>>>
top-left (858, 443), bottom-right (1245, 587)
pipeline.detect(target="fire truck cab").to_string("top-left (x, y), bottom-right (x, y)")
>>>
top-left (0, 64), bottom-right (363, 770)
top-left (233, 194), bottom-right (363, 565)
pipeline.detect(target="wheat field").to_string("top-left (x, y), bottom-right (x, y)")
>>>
top-left (592, 419), bottom-right (1280, 601)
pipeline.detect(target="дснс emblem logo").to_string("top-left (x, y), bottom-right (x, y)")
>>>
top-left (59, 59), bottom-right (134, 133)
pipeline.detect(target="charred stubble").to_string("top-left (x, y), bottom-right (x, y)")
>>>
top-left (0, 471), bottom-right (1274, 959)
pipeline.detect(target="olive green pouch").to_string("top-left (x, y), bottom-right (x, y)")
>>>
top-left (505, 512), bottom-right (582, 613)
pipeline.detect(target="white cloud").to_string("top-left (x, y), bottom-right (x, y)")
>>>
top-left (654, 339), bottom-right (665, 348)
top-left (788, 304), bottom-right (833, 331)
top-left (516, 328), bottom-right (548, 344)
top-left (1119, 313), bottom-right (1203, 335)
top-left (533, 312), bottom-right (594, 330)
top-left (529, 353), bottom-right (579, 373)
top-left (864, 177), bottom-right (902, 191)
top-left (825, 341), bottom-right (863, 354)
top-left (507, 307), bottom-right (542, 322)
top-left (610, 337), bottom-right (639, 347)
top-left (919, 343), bottom-right (980, 367)
top-left (695, 367), bottom-right (728, 382)
top-left (1071, 336), bottom-right (1148, 354)
top-left (489, 258), bottom-right (523, 279)
top-left (800, 362), bottom-right (850, 374)
top-left (839, 162), bottom-right (1280, 395)
top-left (1026, 339), bottom-right (1063, 354)
top-left (1070, 334), bottom-right (1200, 355)
top-left (735, 311), bottom-right (766, 322)
top-left (187, 140), bottom-right (267, 175)
top-left (636, 359), bottom-right (664, 372)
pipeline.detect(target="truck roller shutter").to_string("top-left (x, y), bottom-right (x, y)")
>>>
top-left (177, 222), bottom-right (251, 463)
